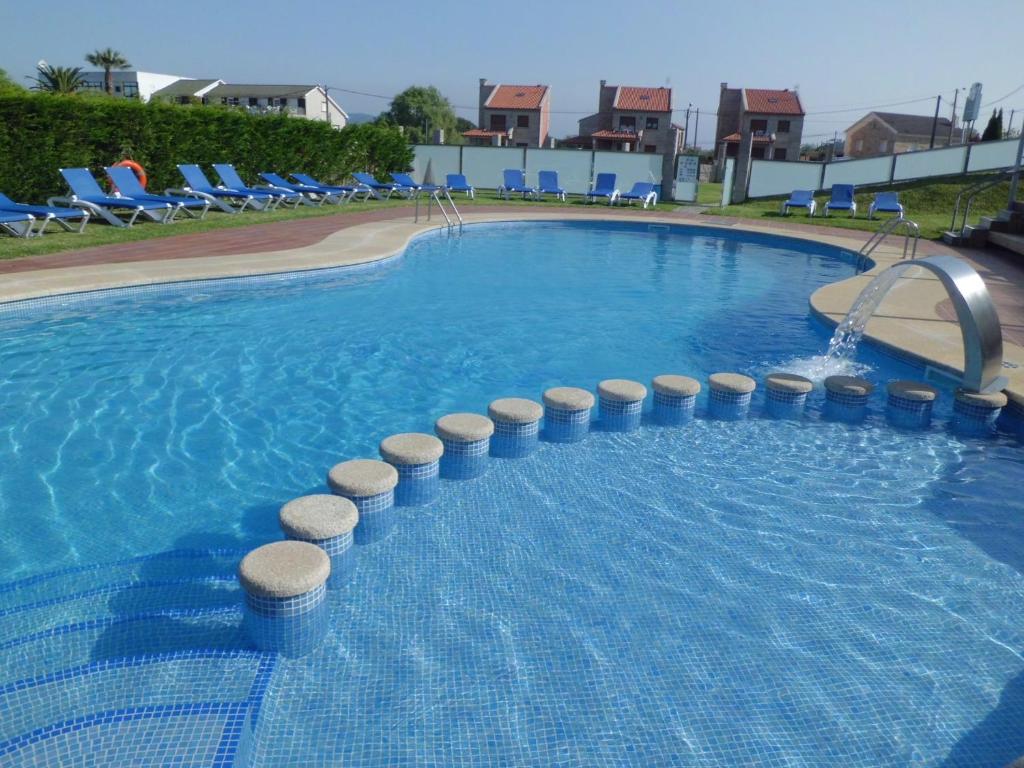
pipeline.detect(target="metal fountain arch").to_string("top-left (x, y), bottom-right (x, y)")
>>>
top-left (867, 255), bottom-right (1006, 393)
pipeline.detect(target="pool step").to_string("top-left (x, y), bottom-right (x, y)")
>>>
top-left (0, 651), bottom-right (275, 768)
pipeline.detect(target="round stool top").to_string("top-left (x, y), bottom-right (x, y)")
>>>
top-left (954, 388), bottom-right (1008, 408)
top-left (652, 374), bottom-right (701, 397)
top-left (543, 386), bottom-right (596, 410)
top-left (280, 494), bottom-right (359, 540)
top-left (238, 540), bottom-right (330, 598)
top-left (597, 379), bottom-right (648, 402)
top-left (435, 412), bottom-right (495, 442)
top-left (327, 459), bottom-right (398, 497)
top-left (824, 375), bottom-right (874, 396)
top-left (887, 380), bottom-right (939, 402)
top-left (488, 397), bottom-right (543, 423)
top-left (379, 432), bottom-right (444, 465)
top-left (765, 372), bottom-right (813, 394)
top-left (709, 372), bottom-right (756, 394)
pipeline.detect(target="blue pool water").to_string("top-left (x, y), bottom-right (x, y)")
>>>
top-left (1, 220), bottom-right (1022, 766)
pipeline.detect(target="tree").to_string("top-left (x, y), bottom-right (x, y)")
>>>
top-left (85, 48), bottom-right (131, 96)
top-left (30, 62), bottom-right (87, 94)
top-left (380, 85), bottom-right (463, 144)
top-left (0, 68), bottom-right (24, 95)
top-left (981, 108), bottom-right (1003, 141)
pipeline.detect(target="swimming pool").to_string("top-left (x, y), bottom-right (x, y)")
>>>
top-left (1, 220), bottom-right (1022, 766)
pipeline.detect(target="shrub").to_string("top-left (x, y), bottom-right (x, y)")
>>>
top-left (0, 93), bottom-right (413, 202)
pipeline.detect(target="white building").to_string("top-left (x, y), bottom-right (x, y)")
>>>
top-left (79, 70), bottom-right (188, 101)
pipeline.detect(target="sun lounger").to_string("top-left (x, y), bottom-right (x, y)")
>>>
top-left (498, 169), bottom-right (537, 200)
top-left (105, 167), bottom-right (211, 220)
top-left (259, 172), bottom-right (349, 205)
top-left (51, 168), bottom-right (175, 227)
top-left (0, 210), bottom-right (36, 237)
top-left (537, 171), bottom-right (566, 201)
top-left (824, 184), bottom-right (857, 218)
top-left (289, 173), bottom-right (369, 202)
top-left (445, 174), bottom-right (475, 199)
top-left (352, 172), bottom-right (412, 200)
top-left (0, 192), bottom-right (90, 234)
top-left (213, 164), bottom-right (299, 208)
top-left (390, 172), bottom-right (440, 197)
top-left (585, 173), bottom-right (619, 205)
top-left (618, 182), bottom-right (658, 209)
top-left (781, 190), bottom-right (816, 217)
top-left (177, 164), bottom-right (278, 213)
top-left (868, 192), bottom-right (903, 219)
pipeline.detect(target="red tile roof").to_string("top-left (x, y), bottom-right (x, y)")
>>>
top-left (721, 132), bottom-right (773, 144)
top-left (591, 129), bottom-right (640, 140)
top-left (462, 129), bottom-right (506, 137)
top-left (486, 85), bottom-right (548, 110)
top-left (743, 88), bottom-right (804, 115)
top-left (614, 86), bottom-right (671, 112)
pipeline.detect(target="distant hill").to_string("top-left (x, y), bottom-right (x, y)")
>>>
top-left (346, 112), bottom-right (378, 125)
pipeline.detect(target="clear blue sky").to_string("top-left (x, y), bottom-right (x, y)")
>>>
top-left (5, 0), bottom-right (1023, 146)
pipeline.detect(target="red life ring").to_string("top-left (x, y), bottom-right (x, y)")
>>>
top-left (112, 159), bottom-right (147, 191)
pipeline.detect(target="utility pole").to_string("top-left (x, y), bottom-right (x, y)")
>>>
top-left (692, 108), bottom-right (699, 151)
top-left (948, 88), bottom-right (959, 146)
top-left (929, 94), bottom-right (942, 149)
top-left (683, 104), bottom-right (692, 149)
top-left (1009, 109), bottom-right (1017, 137)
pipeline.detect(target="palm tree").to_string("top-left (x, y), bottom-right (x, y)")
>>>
top-left (85, 48), bottom-right (131, 96)
top-left (30, 62), bottom-right (87, 94)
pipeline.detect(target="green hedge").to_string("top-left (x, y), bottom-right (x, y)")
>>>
top-left (0, 93), bottom-right (413, 202)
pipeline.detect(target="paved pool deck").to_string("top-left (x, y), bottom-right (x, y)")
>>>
top-left (0, 204), bottom-right (1021, 404)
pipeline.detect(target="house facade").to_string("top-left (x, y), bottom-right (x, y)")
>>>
top-left (844, 111), bottom-right (963, 157)
top-left (462, 80), bottom-right (550, 147)
top-left (151, 80), bottom-right (348, 128)
top-left (79, 70), bottom-right (187, 101)
top-left (714, 83), bottom-right (805, 184)
top-left (575, 81), bottom-right (683, 155)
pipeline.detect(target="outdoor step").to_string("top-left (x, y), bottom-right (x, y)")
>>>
top-left (0, 650), bottom-right (270, 745)
top-left (0, 549), bottom-right (244, 613)
top-left (978, 216), bottom-right (1009, 232)
top-left (0, 577), bottom-right (241, 646)
top-left (987, 231), bottom-right (1024, 256)
top-left (0, 605), bottom-right (243, 685)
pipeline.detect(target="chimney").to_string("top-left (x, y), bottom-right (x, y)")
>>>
top-left (479, 78), bottom-right (487, 87)
top-left (600, 79), bottom-right (606, 89)
top-left (720, 82), bottom-right (728, 91)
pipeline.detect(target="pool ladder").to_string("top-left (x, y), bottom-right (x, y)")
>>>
top-left (856, 217), bottom-right (919, 272)
top-left (414, 188), bottom-right (463, 234)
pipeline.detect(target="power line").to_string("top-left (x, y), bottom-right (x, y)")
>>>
top-left (982, 82), bottom-right (1024, 108)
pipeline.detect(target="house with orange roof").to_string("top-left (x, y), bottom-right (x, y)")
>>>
top-left (463, 79), bottom-right (551, 148)
top-left (713, 83), bottom-right (805, 180)
top-left (575, 81), bottom-right (683, 156)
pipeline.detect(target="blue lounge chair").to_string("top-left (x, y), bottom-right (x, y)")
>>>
top-left (0, 210), bottom-right (37, 238)
top-left (585, 173), bottom-right (619, 205)
top-left (289, 173), bottom-right (369, 202)
top-left (214, 164), bottom-right (298, 208)
top-left (824, 184), bottom-right (857, 218)
top-left (259, 172), bottom-right (350, 205)
top-left (445, 174), bottom-right (475, 199)
top-left (537, 171), bottom-right (566, 201)
top-left (51, 168), bottom-right (174, 227)
top-left (105, 167), bottom-right (211, 220)
top-left (177, 165), bottom-right (278, 213)
top-left (498, 169), bottom-right (537, 200)
top-left (618, 182), bottom-right (658, 209)
top-left (868, 192), bottom-right (904, 219)
top-left (0, 192), bottom-right (90, 234)
top-left (390, 172), bottom-right (441, 197)
top-left (352, 172), bottom-right (412, 200)
top-left (781, 190), bottom-right (816, 217)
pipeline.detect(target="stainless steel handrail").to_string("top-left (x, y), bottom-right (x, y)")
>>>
top-left (413, 188), bottom-right (463, 234)
top-left (950, 170), bottom-right (1013, 235)
top-left (857, 217), bottom-right (919, 272)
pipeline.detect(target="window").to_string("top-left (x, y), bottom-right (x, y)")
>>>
top-left (516, 114), bottom-right (529, 128)
top-left (644, 144), bottom-right (657, 153)
top-left (516, 142), bottom-right (527, 148)
top-left (489, 114), bottom-right (507, 131)
top-left (122, 83), bottom-right (139, 98)
top-left (777, 120), bottom-right (790, 133)
top-left (750, 119), bottom-right (768, 134)
top-left (726, 143), bottom-right (739, 157)
top-left (249, 97), bottom-right (258, 106)
top-left (855, 139), bottom-right (864, 152)
top-left (177, 96), bottom-right (190, 105)
top-left (618, 115), bottom-right (636, 132)
top-left (298, 97), bottom-right (306, 109)
top-left (751, 146), bottom-right (766, 159)
top-left (879, 139), bottom-right (888, 153)
top-left (773, 148), bottom-right (787, 160)
top-left (645, 116), bottom-right (659, 130)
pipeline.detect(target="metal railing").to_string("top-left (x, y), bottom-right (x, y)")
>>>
top-left (857, 217), bottom-right (920, 272)
top-left (414, 188), bottom-right (463, 234)
top-left (949, 170), bottom-right (1014, 235)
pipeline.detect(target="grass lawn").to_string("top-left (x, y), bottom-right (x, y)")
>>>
top-left (702, 175), bottom-right (1010, 240)
top-left (0, 192), bottom-right (681, 261)
top-left (697, 182), bottom-right (722, 206)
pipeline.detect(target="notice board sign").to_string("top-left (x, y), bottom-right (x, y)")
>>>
top-left (675, 154), bottom-right (700, 202)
